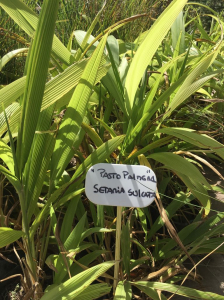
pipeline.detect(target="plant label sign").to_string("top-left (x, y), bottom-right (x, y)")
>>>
top-left (85, 163), bottom-right (157, 207)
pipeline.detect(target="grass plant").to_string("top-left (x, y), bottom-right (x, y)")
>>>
top-left (0, 0), bottom-right (224, 299)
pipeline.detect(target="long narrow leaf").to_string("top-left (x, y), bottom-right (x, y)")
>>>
top-left (134, 281), bottom-right (224, 299)
top-left (125, 0), bottom-right (188, 112)
top-left (50, 33), bottom-right (109, 186)
top-left (16, 0), bottom-right (60, 175)
top-left (0, 228), bottom-right (25, 248)
top-left (41, 261), bottom-right (114, 300)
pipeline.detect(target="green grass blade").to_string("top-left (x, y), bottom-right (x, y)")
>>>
top-left (171, 11), bottom-right (185, 55)
top-left (165, 49), bottom-right (221, 118)
top-left (158, 128), bottom-right (224, 160)
top-left (134, 281), bottom-right (224, 299)
top-left (73, 135), bottom-right (125, 180)
top-left (60, 196), bottom-right (80, 243)
top-left (122, 69), bottom-right (190, 151)
top-left (74, 283), bottom-right (111, 300)
top-left (0, 59), bottom-right (109, 137)
top-left (0, 228), bottom-right (25, 248)
top-left (70, 250), bottom-right (107, 277)
top-left (0, 139), bottom-right (14, 174)
top-left (0, 77), bottom-right (26, 115)
top-left (101, 69), bottom-right (127, 118)
top-left (125, 0), bottom-right (188, 112)
top-left (121, 221), bottom-right (131, 277)
top-left (16, 0), bottom-right (60, 175)
top-left (0, 166), bottom-right (21, 193)
top-left (54, 212), bottom-right (87, 284)
top-left (147, 192), bottom-right (193, 240)
top-left (50, 33), bottom-right (109, 186)
top-left (114, 281), bottom-right (132, 300)
top-left (81, 122), bottom-right (104, 147)
top-left (41, 261), bottom-right (114, 300)
top-left (0, 48), bottom-right (28, 72)
top-left (148, 152), bottom-right (211, 214)
top-left (30, 135), bottom-right (124, 237)
top-left (149, 152), bottom-right (210, 188)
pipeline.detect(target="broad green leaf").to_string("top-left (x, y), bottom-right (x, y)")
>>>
top-left (73, 135), bottom-right (125, 180)
top-left (0, 227), bottom-right (25, 248)
top-left (60, 195), bottom-right (81, 243)
top-left (124, 136), bottom-right (172, 163)
top-left (41, 58), bottom-right (89, 111)
top-left (81, 227), bottom-right (114, 241)
top-left (171, 11), bottom-right (185, 55)
top-left (0, 103), bottom-right (19, 135)
top-left (54, 188), bottom-right (85, 209)
top-left (101, 69), bottom-right (127, 118)
top-left (94, 117), bottom-right (117, 138)
top-left (3, 109), bottom-right (19, 179)
top-left (54, 213), bottom-right (87, 284)
top-left (121, 221), bottom-right (131, 276)
top-left (0, 59), bottom-right (109, 138)
top-left (16, 0), bottom-right (60, 175)
top-left (0, 166), bottom-right (21, 193)
top-left (41, 261), bottom-right (114, 300)
top-left (122, 68), bottom-right (190, 151)
top-left (125, 0), bottom-right (188, 112)
top-left (137, 208), bottom-right (148, 240)
top-left (148, 153), bottom-right (211, 214)
top-left (183, 213), bottom-right (224, 245)
top-left (156, 222), bottom-right (201, 260)
top-left (75, 283), bottom-right (111, 300)
top-left (157, 128), bottom-right (224, 160)
top-left (0, 59), bottom-right (89, 118)
top-left (26, 124), bottom-right (56, 220)
top-left (74, 30), bottom-right (99, 53)
top-left (50, 33), bottom-right (109, 186)
top-left (114, 281), bottom-right (132, 300)
top-left (193, 237), bottom-right (224, 254)
top-left (53, 61), bottom-right (110, 111)
top-left (165, 49), bottom-right (221, 118)
top-left (23, 103), bottom-right (56, 221)
top-left (133, 281), bottom-right (224, 299)
top-left (0, 139), bottom-right (14, 174)
top-left (178, 173), bottom-right (210, 215)
top-left (0, 48), bottom-right (28, 71)
top-left (134, 282), bottom-right (167, 300)
top-left (81, 122), bottom-right (103, 147)
top-left (69, 243), bottom-right (98, 255)
top-left (70, 250), bottom-right (107, 277)
top-left (65, 213), bottom-right (87, 251)
top-left (148, 152), bottom-right (210, 188)
top-left (30, 135), bottom-right (124, 237)
top-left (147, 192), bottom-right (193, 240)
top-left (0, 78), bottom-right (25, 115)
top-left (107, 35), bottom-right (120, 67)
top-left (0, 0), bottom-right (73, 65)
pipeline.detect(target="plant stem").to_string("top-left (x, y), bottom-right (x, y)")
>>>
top-left (18, 188), bottom-right (37, 284)
top-left (113, 205), bottom-right (122, 294)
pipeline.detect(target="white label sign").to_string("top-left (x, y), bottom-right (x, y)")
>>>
top-left (85, 163), bottom-right (157, 208)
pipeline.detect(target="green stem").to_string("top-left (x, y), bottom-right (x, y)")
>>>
top-left (19, 187), bottom-right (37, 283)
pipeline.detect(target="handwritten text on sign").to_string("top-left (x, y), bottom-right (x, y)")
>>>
top-left (85, 163), bottom-right (157, 207)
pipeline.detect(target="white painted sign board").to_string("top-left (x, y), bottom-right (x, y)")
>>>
top-left (85, 163), bottom-right (157, 208)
